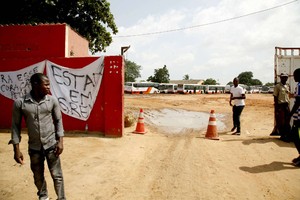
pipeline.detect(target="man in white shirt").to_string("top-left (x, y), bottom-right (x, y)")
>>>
top-left (229, 77), bottom-right (246, 135)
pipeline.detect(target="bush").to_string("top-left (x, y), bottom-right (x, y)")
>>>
top-left (124, 112), bottom-right (135, 127)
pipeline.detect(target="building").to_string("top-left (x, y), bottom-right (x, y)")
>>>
top-left (0, 24), bottom-right (123, 136)
top-left (169, 79), bottom-right (204, 85)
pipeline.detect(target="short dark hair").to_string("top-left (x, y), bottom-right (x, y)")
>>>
top-left (233, 77), bottom-right (239, 82)
top-left (30, 73), bottom-right (47, 86)
top-left (294, 68), bottom-right (300, 79)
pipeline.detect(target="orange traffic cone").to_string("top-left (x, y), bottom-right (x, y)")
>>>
top-left (133, 108), bottom-right (146, 134)
top-left (205, 110), bottom-right (219, 140)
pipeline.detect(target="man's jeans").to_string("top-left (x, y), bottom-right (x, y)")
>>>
top-left (29, 145), bottom-right (66, 200)
top-left (232, 105), bottom-right (244, 132)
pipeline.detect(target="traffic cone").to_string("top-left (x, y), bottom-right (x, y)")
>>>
top-left (133, 108), bottom-right (146, 134)
top-left (205, 110), bottom-right (219, 140)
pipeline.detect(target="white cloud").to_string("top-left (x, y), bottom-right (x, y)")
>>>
top-left (102, 0), bottom-right (300, 85)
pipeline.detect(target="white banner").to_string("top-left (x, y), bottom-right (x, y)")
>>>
top-left (46, 57), bottom-right (105, 121)
top-left (0, 61), bottom-right (45, 100)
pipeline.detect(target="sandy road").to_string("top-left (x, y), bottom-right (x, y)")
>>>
top-left (0, 93), bottom-right (299, 199)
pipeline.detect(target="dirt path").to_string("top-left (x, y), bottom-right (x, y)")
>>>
top-left (0, 94), bottom-right (299, 200)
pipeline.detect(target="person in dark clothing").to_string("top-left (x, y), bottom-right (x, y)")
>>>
top-left (289, 68), bottom-right (300, 167)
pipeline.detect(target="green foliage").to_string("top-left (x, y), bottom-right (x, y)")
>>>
top-left (265, 82), bottom-right (275, 86)
top-left (250, 79), bottom-right (263, 86)
top-left (237, 71), bottom-right (253, 85)
top-left (125, 60), bottom-right (141, 82)
top-left (0, 0), bottom-right (118, 54)
top-left (147, 65), bottom-right (170, 83)
top-left (203, 78), bottom-right (217, 85)
top-left (183, 74), bottom-right (190, 80)
top-left (235, 71), bottom-right (263, 86)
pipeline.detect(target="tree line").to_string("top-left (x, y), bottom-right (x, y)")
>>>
top-left (125, 60), bottom-right (273, 86)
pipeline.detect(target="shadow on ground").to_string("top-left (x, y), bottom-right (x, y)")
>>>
top-left (240, 161), bottom-right (298, 173)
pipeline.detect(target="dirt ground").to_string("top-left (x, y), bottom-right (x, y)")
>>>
top-left (1, 93), bottom-right (300, 200)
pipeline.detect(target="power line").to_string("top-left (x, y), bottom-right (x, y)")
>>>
top-left (113, 0), bottom-right (298, 38)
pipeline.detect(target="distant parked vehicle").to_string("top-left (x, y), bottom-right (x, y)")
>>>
top-left (268, 86), bottom-right (274, 94)
top-left (177, 84), bottom-right (205, 94)
top-left (225, 85), bottom-right (232, 93)
top-left (261, 86), bottom-right (270, 94)
top-left (124, 82), bottom-right (159, 94)
top-left (205, 85), bottom-right (226, 94)
top-left (246, 86), bottom-right (261, 94)
top-left (158, 83), bottom-right (178, 94)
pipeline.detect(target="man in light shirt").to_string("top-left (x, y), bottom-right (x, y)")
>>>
top-left (9, 73), bottom-right (66, 200)
top-left (229, 77), bottom-right (246, 135)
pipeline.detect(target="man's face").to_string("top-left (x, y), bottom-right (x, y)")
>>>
top-left (280, 76), bottom-right (288, 84)
top-left (233, 79), bottom-right (238, 87)
top-left (38, 77), bottom-right (50, 96)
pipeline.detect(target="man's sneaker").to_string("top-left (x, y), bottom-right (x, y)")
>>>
top-left (270, 131), bottom-right (280, 136)
top-left (39, 197), bottom-right (49, 200)
top-left (292, 156), bottom-right (300, 164)
top-left (279, 136), bottom-right (292, 143)
top-left (293, 160), bottom-right (300, 167)
top-left (232, 131), bottom-right (240, 135)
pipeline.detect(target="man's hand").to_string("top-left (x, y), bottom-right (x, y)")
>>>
top-left (229, 94), bottom-right (234, 106)
top-left (54, 137), bottom-right (64, 157)
top-left (13, 147), bottom-right (24, 165)
top-left (229, 96), bottom-right (234, 106)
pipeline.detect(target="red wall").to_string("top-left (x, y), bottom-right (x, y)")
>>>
top-left (0, 56), bottom-right (124, 137)
top-left (0, 24), bottom-right (124, 137)
top-left (0, 24), bottom-right (66, 58)
top-left (0, 24), bottom-right (89, 58)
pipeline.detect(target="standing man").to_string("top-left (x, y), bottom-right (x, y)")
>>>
top-left (289, 68), bottom-right (300, 167)
top-left (9, 73), bottom-right (66, 200)
top-left (229, 77), bottom-right (246, 135)
top-left (272, 73), bottom-right (291, 142)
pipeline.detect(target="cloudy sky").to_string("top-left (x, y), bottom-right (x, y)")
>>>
top-left (101, 0), bottom-right (300, 85)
